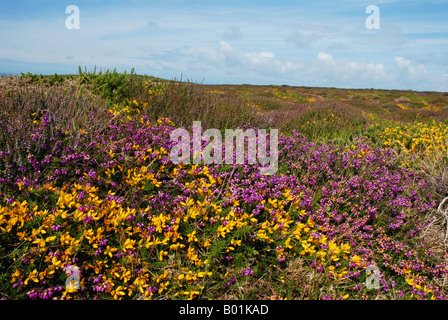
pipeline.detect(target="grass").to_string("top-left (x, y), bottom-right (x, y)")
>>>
top-left (0, 69), bottom-right (448, 300)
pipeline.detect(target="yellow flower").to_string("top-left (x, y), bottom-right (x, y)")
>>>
top-left (187, 230), bottom-right (198, 243)
top-left (24, 269), bottom-right (39, 285)
top-left (340, 242), bottom-right (351, 254)
top-left (112, 286), bottom-right (126, 300)
top-left (11, 269), bottom-right (20, 283)
top-left (104, 245), bottom-right (118, 258)
top-left (45, 235), bottom-right (56, 243)
top-left (405, 277), bottom-right (415, 286)
top-left (159, 250), bottom-right (168, 261)
top-left (198, 271), bottom-right (212, 278)
top-left (351, 254), bottom-right (362, 266)
top-left (423, 286), bottom-right (432, 295)
top-left (170, 242), bottom-right (186, 251)
top-left (158, 281), bottom-right (169, 294)
top-left (203, 239), bottom-right (212, 249)
top-left (231, 239), bottom-right (241, 246)
top-left (52, 256), bottom-right (62, 267)
top-left (32, 238), bottom-right (46, 248)
top-left (122, 238), bottom-right (136, 252)
top-left (217, 225), bottom-right (227, 238)
top-left (285, 237), bottom-right (293, 249)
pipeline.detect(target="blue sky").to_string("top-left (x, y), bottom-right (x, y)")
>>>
top-left (0, 0), bottom-right (447, 91)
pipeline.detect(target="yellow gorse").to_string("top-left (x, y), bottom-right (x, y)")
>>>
top-left (380, 121), bottom-right (448, 157)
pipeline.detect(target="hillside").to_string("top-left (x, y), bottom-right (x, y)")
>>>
top-left (1, 70), bottom-right (448, 300)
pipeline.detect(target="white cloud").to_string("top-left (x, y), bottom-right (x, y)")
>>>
top-left (244, 51), bottom-right (276, 65)
top-left (395, 56), bottom-right (427, 78)
top-left (219, 41), bottom-right (234, 54)
top-left (260, 52), bottom-right (275, 59)
top-left (317, 52), bottom-right (333, 62)
top-left (395, 56), bottom-right (412, 69)
top-left (312, 52), bottom-right (392, 86)
top-left (193, 44), bottom-right (395, 88)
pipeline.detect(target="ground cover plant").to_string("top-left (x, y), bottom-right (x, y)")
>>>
top-left (1, 70), bottom-right (448, 300)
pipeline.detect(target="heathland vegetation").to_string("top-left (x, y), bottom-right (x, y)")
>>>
top-left (1, 69), bottom-right (448, 299)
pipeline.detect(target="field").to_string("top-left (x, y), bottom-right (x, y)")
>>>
top-left (1, 69), bottom-right (448, 300)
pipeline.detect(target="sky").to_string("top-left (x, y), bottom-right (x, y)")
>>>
top-left (0, 0), bottom-right (447, 91)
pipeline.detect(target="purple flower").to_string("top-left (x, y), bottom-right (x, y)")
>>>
top-left (242, 267), bottom-right (254, 277)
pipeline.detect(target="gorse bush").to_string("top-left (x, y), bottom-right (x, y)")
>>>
top-left (76, 67), bottom-right (143, 105)
top-left (368, 118), bottom-right (448, 198)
